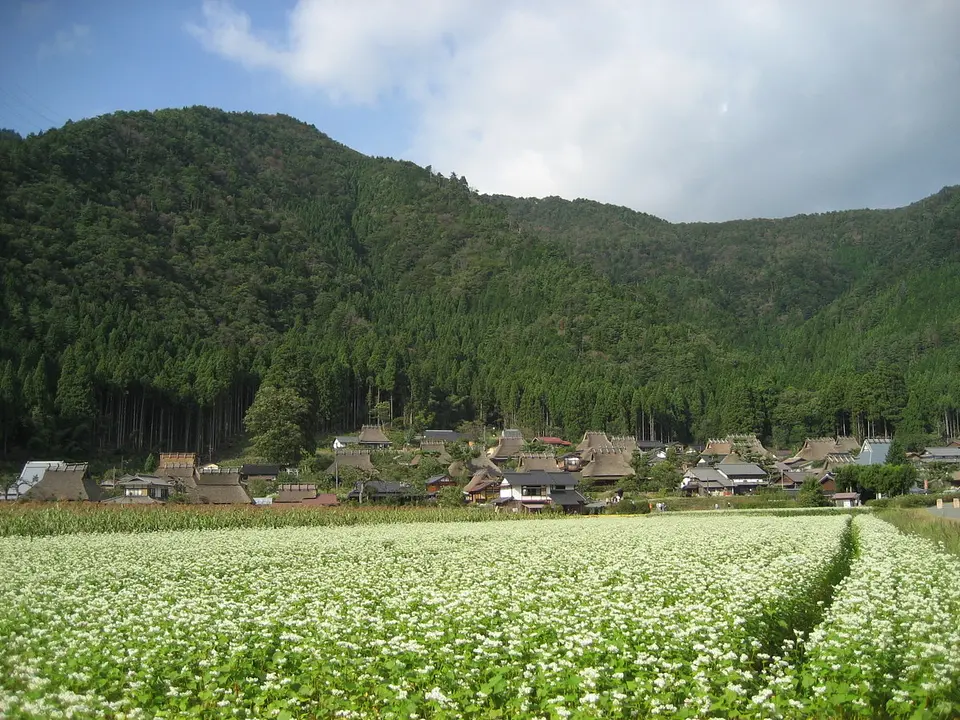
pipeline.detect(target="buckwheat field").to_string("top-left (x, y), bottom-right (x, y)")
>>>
top-left (1, 514), bottom-right (957, 718)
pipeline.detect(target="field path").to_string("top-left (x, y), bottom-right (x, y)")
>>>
top-left (926, 505), bottom-right (960, 520)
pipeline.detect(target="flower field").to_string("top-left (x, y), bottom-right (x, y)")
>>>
top-left (0, 514), bottom-right (956, 718)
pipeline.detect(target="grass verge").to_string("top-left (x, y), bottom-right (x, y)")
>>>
top-left (876, 508), bottom-right (960, 555)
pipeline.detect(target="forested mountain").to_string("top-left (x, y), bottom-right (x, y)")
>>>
top-left (1, 106), bottom-right (958, 459)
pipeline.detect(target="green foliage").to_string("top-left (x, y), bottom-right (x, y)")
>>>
top-left (647, 461), bottom-right (682, 492)
top-left (885, 439), bottom-right (908, 466)
top-left (143, 454), bottom-right (157, 473)
top-left (797, 477), bottom-right (831, 507)
top-left (243, 385), bottom-right (308, 464)
top-left (434, 486), bottom-right (465, 508)
top-left (606, 495), bottom-right (651, 514)
top-left (834, 463), bottom-right (918, 498)
top-left (1, 107), bottom-right (960, 459)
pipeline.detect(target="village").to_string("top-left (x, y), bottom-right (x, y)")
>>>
top-left (6, 426), bottom-right (960, 512)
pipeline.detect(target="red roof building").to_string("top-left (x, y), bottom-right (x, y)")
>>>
top-left (536, 437), bottom-right (572, 447)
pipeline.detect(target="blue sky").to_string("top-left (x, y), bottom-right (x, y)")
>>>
top-left (0, 0), bottom-right (411, 158)
top-left (2, 0), bottom-right (959, 222)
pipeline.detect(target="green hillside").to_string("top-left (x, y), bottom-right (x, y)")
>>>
top-left (1, 106), bottom-right (958, 459)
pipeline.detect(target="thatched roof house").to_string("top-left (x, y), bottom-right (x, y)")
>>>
top-left (193, 468), bottom-right (250, 504)
top-left (489, 429), bottom-right (525, 463)
top-left (463, 468), bottom-right (502, 499)
top-left (517, 453), bottom-right (560, 471)
top-left (581, 448), bottom-right (635, 482)
top-left (610, 436), bottom-right (638, 453)
top-left (327, 450), bottom-right (376, 474)
top-left (24, 463), bottom-right (101, 502)
top-left (787, 437), bottom-right (862, 465)
top-left (577, 432), bottom-right (613, 453)
top-left (358, 425), bottom-right (392, 447)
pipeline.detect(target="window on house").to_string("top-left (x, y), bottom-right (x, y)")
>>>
top-left (521, 486), bottom-right (546, 497)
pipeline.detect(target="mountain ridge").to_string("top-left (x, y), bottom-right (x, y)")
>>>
top-left (1, 106), bottom-right (959, 459)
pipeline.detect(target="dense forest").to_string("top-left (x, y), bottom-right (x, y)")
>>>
top-left (1, 106), bottom-right (959, 460)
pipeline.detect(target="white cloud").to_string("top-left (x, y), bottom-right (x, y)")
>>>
top-left (38, 23), bottom-right (92, 59)
top-left (189, 0), bottom-right (960, 220)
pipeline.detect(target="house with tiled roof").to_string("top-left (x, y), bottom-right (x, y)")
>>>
top-left (856, 439), bottom-right (893, 466)
top-left (494, 470), bottom-right (588, 513)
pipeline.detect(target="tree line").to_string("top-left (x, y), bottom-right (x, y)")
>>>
top-left (1, 107), bottom-right (959, 462)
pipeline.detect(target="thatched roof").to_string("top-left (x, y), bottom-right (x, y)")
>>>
top-left (193, 469), bottom-right (250, 504)
top-left (517, 453), bottom-right (560, 471)
top-left (358, 425), bottom-right (392, 445)
top-left (703, 439), bottom-right (733, 456)
top-left (822, 453), bottom-right (856, 472)
top-left (26, 464), bottom-right (101, 502)
top-left (718, 452), bottom-right (743, 465)
top-left (577, 432), bottom-right (613, 453)
top-left (159, 452), bottom-right (197, 469)
top-left (274, 483), bottom-right (318, 503)
top-left (610, 436), bottom-right (637, 452)
top-left (489, 435), bottom-right (525, 461)
top-left (581, 449), bottom-right (635, 480)
top-left (463, 468), bottom-right (501, 494)
top-left (327, 451), bottom-right (376, 474)
top-left (835, 436), bottom-right (860, 453)
top-left (788, 437), bottom-right (858, 464)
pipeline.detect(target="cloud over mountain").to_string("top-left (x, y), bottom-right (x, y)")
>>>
top-left (190, 0), bottom-right (960, 221)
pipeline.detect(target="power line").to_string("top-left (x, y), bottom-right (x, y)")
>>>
top-left (13, 80), bottom-right (68, 122)
top-left (0, 85), bottom-right (60, 128)
top-left (0, 96), bottom-right (44, 134)
top-left (8, 81), bottom-right (66, 126)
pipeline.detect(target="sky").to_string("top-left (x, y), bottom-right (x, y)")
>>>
top-left (2, 0), bottom-right (959, 222)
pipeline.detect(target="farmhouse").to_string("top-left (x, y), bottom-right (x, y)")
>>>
top-left (113, 474), bottom-right (173, 501)
top-left (489, 429), bottom-right (525, 464)
top-left (463, 468), bottom-right (502, 503)
top-left (535, 436), bottom-right (571, 447)
top-left (326, 450), bottom-right (376, 475)
top-left (920, 447), bottom-right (960, 463)
top-left (580, 448), bottom-right (635, 485)
top-left (681, 467), bottom-right (732, 495)
top-left (6, 460), bottom-right (71, 500)
top-left (347, 480), bottom-right (413, 502)
top-left (424, 474), bottom-right (457, 494)
top-left (358, 425), bottom-right (392, 448)
top-left (23, 463), bottom-right (101, 502)
top-left (577, 431), bottom-right (613, 453)
top-left (495, 470), bottom-right (588, 513)
top-left (517, 452), bottom-right (561, 471)
top-left (193, 468), bottom-right (250, 504)
top-left (240, 464), bottom-right (281, 482)
top-left (856, 438), bottom-right (892, 465)
top-left (273, 484), bottom-right (339, 506)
